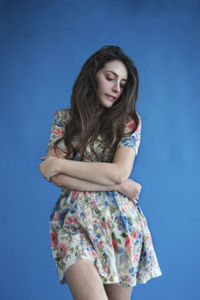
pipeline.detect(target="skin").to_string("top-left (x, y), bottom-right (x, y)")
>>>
top-left (41, 146), bottom-right (136, 185)
top-left (96, 60), bottom-right (128, 108)
top-left (42, 148), bottom-right (141, 203)
top-left (64, 259), bottom-right (109, 300)
top-left (40, 60), bottom-right (141, 299)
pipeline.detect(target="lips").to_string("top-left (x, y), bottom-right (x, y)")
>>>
top-left (105, 94), bottom-right (116, 102)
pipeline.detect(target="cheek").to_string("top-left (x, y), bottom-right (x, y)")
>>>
top-left (98, 79), bottom-right (111, 93)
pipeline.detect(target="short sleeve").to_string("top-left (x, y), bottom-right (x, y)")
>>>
top-left (46, 109), bottom-right (70, 153)
top-left (116, 114), bottom-right (142, 156)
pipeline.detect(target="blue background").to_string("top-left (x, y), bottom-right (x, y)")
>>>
top-left (0, 0), bottom-right (199, 299)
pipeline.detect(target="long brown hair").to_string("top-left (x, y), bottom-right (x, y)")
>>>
top-left (54, 45), bottom-right (140, 159)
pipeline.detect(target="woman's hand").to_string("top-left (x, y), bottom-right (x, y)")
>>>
top-left (118, 179), bottom-right (142, 204)
top-left (40, 156), bottom-right (62, 181)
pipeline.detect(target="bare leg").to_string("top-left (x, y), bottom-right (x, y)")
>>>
top-left (104, 283), bottom-right (133, 300)
top-left (65, 259), bottom-right (108, 300)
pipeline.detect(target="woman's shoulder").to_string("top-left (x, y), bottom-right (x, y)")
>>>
top-left (54, 108), bottom-right (71, 118)
top-left (53, 108), bottom-right (71, 126)
top-left (125, 112), bottom-right (141, 133)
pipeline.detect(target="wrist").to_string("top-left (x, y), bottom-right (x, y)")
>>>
top-left (115, 182), bottom-right (123, 193)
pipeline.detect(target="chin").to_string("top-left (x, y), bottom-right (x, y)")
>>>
top-left (100, 100), bottom-right (114, 108)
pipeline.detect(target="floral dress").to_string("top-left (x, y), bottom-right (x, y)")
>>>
top-left (47, 109), bottom-right (162, 287)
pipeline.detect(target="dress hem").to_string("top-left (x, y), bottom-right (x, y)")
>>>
top-left (58, 256), bottom-right (162, 288)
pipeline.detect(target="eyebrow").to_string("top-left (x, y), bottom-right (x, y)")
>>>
top-left (105, 70), bottom-right (127, 82)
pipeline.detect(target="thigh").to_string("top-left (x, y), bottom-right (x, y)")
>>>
top-left (65, 258), bottom-right (108, 300)
top-left (104, 283), bottom-right (133, 300)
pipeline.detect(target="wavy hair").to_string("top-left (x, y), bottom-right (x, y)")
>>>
top-left (54, 45), bottom-right (140, 159)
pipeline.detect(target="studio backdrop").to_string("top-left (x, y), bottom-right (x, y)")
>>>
top-left (0, 0), bottom-right (199, 299)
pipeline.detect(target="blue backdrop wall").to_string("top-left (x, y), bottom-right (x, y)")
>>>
top-left (0, 0), bottom-right (199, 299)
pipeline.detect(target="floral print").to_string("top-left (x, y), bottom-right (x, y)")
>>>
top-left (47, 109), bottom-right (162, 287)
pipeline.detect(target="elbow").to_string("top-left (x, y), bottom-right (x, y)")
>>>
top-left (113, 167), bottom-right (130, 185)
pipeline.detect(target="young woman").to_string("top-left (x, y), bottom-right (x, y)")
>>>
top-left (40, 45), bottom-right (162, 300)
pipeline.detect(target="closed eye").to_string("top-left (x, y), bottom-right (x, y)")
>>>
top-left (105, 74), bottom-right (126, 89)
top-left (106, 76), bottom-right (114, 81)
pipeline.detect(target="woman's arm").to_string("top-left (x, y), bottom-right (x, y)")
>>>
top-left (41, 148), bottom-right (141, 200)
top-left (40, 146), bottom-right (136, 185)
top-left (51, 174), bottom-right (141, 201)
top-left (51, 173), bottom-right (118, 190)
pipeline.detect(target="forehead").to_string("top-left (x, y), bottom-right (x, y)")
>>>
top-left (102, 60), bottom-right (128, 80)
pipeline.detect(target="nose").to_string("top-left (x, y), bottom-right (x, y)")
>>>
top-left (112, 80), bottom-right (121, 93)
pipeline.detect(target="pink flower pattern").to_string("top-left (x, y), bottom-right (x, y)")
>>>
top-left (59, 243), bottom-right (67, 258)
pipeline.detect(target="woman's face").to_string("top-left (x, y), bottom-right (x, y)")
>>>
top-left (96, 60), bottom-right (128, 108)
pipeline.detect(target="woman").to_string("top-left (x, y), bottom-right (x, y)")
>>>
top-left (40, 45), bottom-right (162, 300)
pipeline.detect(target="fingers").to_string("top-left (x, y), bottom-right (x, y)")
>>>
top-left (132, 199), bottom-right (137, 206)
top-left (39, 157), bottom-right (56, 181)
top-left (132, 194), bottom-right (140, 206)
top-left (136, 183), bottom-right (142, 194)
